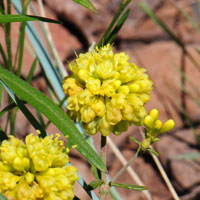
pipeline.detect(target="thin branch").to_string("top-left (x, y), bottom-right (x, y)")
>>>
top-left (107, 136), bottom-right (152, 200)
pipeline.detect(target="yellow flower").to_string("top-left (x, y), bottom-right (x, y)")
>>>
top-left (0, 133), bottom-right (79, 200)
top-left (141, 108), bottom-right (175, 151)
top-left (63, 44), bottom-right (153, 136)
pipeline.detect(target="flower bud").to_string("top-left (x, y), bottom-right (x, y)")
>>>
top-left (149, 109), bottom-right (159, 121)
top-left (154, 120), bottom-right (163, 130)
top-left (160, 119), bottom-right (175, 133)
top-left (144, 115), bottom-right (154, 128)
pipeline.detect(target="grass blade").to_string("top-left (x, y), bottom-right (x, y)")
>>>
top-left (0, 67), bottom-right (105, 171)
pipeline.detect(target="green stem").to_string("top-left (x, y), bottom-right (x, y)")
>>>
top-left (17, 1), bottom-right (30, 76)
top-left (111, 147), bottom-right (141, 183)
top-left (100, 135), bottom-right (108, 200)
top-left (5, 0), bottom-right (12, 70)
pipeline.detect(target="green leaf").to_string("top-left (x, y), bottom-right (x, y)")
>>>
top-left (0, 83), bottom-right (2, 106)
top-left (73, 0), bottom-right (96, 13)
top-left (104, 9), bottom-right (130, 45)
top-left (0, 43), bottom-right (9, 67)
top-left (110, 182), bottom-right (147, 191)
top-left (0, 14), bottom-right (60, 24)
top-left (0, 194), bottom-right (8, 200)
top-left (98, 0), bottom-right (131, 47)
top-left (0, 102), bottom-right (21, 118)
top-left (0, 67), bottom-right (105, 171)
top-left (0, 1), bottom-right (5, 15)
top-left (0, 80), bottom-right (47, 137)
top-left (88, 179), bottom-right (104, 190)
top-left (129, 136), bottom-right (141, 145)
top-left (27, 58), bottom-right (38, 84)
top-left (147, 148), bottom-right (159, 156)
top-left (9, 107), bottom-right (17, 135)
top-left (91, 165), bottom-right (100, 179)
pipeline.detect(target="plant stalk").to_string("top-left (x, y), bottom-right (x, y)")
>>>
top-left (111, 147), bottom-right (141, 183)
top-left (100, 135), bottom-right (108, 200)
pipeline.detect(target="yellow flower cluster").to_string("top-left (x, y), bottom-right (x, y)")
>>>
top-left (63, 44), bottom-right (153, 136)
top-left (141, 109), bottom-right (175, 150)
top-left (0, 133), bottom-right (79, 200)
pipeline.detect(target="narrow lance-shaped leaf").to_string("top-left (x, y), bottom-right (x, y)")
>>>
top-left (0, 67), bottom-right (105, 171)
top-left (88, 179), bottom-right (104, 190)
top-left (73, 0), bottom-right (96, 13)
top-left (0, 102), bottom-right (22, 118)
top-left (105, 9), bottom-right (130, 45)
top-left (0, 14), bottom-right (60, 23)
top-left (0, 83), bottom-right (2, 106)
top-left (110, 182), bottom-right (147, 191)
top-left (98, 0), bottom-right (131, 47)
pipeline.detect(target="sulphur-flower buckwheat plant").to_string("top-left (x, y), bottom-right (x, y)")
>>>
top-left (62, 44), bottom-right (153, 136)
top-left (0, 132), bottom-right (79, 200)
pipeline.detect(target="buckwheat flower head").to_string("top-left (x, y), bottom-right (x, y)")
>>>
top-left (0, 133), bottom-right (79, 200)
top-left (63, 44), bottom-right (153, 136)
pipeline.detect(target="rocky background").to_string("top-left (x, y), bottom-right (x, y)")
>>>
top-left (1, 0), bottom-right (200, 199)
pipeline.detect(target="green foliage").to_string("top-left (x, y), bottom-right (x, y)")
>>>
top-left (0, 67), bottom-right (105, 172)
top-left (98, 0), bottom-right (131, 47)
top-left (88, 179), bottom-right (104, 190)
top-left (26, 58), bottom-right (38, 84)
top-left (73, 0), bottom-right (96, 13)
top-left (0, 14), bottom-right (60, 23)
top-left (110, 182), bottom-right (147, 191)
